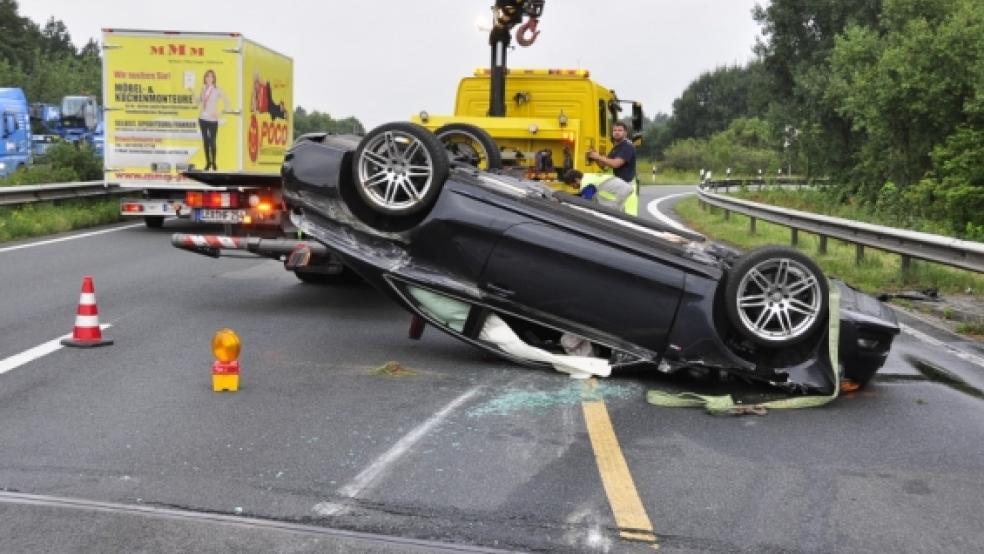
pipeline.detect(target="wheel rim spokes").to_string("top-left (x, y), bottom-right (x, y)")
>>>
top-left (736, 258), bottom-right (823, 342)
top-left (359, 130), bottom-right (434, 210)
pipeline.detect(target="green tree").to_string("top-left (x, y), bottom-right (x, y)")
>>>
top-left (0, 1), bottom-right (102, 101)
top-left (667, 62), bottom-right (771, 143)
top-left (752, 0), bottom-right (883, 178)
top-left (293, 106), bottom-right (364, 137)
top-left (826, 0), bottom-right (984, 196)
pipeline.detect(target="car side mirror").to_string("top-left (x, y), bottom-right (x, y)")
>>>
top-left (631, 103), bottom-right (643, 133)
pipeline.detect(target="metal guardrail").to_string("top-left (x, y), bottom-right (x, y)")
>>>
top-left (0, 181), bottom-right (124, 206)
top-left (703, 177), bottom-right (827, 190)
top-left (697, 184), bottom-right (984, 274)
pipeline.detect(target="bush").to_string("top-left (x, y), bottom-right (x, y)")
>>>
top-left (38, 142), bottom-right (103, 180)
top-left (0, 164), bottom-right (79, 186)
top-left (0, 142), bottom-right (102, 186)
top-left (662, 138), bottom-right (708, 171)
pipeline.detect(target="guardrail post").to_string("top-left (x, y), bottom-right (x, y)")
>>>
top-left (749, 217), bottom-right (756, 235)
top-left (818, 235), bottom-right (827, 255)
top-left (724, 209), bottom-right (730, 221)
top-left (901, 255), bottom-right (912, 274)
top-left (791, 228), bottom-right (799, 247)
top-left (856, 244), bottom-right (865, 265)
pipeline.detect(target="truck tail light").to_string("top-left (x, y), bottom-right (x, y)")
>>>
top-left (203, 192), bottom-right (239, 209)
top-left (122, 202), bottom-right (144, 213)
top-left (185, 192), bottom-right (203, 207)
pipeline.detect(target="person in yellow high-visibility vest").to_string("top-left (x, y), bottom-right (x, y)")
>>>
top-left (585, 121), bottom-right (639, 215)
top-left (561, 169), bottom-right (639, 216)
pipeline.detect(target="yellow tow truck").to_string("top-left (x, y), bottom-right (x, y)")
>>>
top-left (411, 0), bottom-right (644, 213)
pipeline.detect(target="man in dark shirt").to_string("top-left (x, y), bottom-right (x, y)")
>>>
top-left (587, 121), bottom-right (637, 182)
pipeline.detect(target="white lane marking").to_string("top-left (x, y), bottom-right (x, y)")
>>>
top-left (0, 224), bottom-right (143, 254)
top-left (900, 323), bottom-right (984, 370)
top-left (646, 191), bottom-right (703, 235)
top-left (0, 491), bottom-right (490, 552)
top-left (314, 385), bottom-right (482, 517)
top-left (0, 325), bottom-right (112, 376)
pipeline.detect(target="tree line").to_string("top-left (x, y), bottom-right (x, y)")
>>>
top-left (642, 0), bottom-right (984, 238)
top-left (0, 0), bottom-right (101, 103)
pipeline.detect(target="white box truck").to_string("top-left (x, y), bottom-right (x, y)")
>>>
top-left (102, 29), bottom-right (292, 228)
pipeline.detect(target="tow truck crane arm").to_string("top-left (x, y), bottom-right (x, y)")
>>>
top-left (488, 0), bottom-right (544, 116)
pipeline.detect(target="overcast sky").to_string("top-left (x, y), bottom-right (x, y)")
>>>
top-left (20, 0), bottom-right (765, 128)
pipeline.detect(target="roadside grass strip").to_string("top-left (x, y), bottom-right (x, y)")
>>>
top-left (0, 325), bottom-right (112, 375)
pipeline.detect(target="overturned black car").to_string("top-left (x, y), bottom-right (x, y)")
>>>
top-left (279, 121), bottom-right (899, 392)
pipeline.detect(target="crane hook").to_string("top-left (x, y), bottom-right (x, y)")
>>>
top-left (515, 17), bottom-right (540, 47)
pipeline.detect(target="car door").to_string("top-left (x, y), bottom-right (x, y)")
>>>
top-left (480, 222), bottom-right (685, 352)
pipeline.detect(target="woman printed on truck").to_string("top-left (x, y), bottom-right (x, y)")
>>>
top-left (191, 69), bottom-right (230, 171)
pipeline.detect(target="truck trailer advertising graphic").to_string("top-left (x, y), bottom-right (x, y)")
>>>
top-left (104, 33), bottom-right (241, 183)
top-left (244, 40), bottom-right (292, 170)
top-left (102, 29), bottom-right (292, 186)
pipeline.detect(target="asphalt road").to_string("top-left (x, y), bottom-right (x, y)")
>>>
top-left (2, 193), bottom-right (984, 553)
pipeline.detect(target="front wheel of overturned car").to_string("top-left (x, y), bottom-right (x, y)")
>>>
top-left (434, 123), bottom-right (503, 171)
top-left (725, 246), bottom-right (829, 348)
top-left (352, 122), bottom-right (449, 217)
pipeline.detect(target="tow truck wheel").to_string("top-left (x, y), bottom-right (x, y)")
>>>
top-left (352, 122), bottom-right (449, 217)
top-left (434, 123), bottom-right (503, 170)
top-left (144, 216), bottom-right (165, 229)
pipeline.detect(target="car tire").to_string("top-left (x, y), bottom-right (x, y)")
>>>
top-left (434, 123), bottom-right (503, 170)
top-left (352, 122), bottom-right (449, 217)
top-left (725, 246), bottom-right (828, 347)
top-left (144, 216), bottom-right (165, 228)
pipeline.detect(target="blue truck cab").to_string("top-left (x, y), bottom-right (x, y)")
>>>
top-left (29, 102), bottom-right (62, 156)
top-left (0, 87), bottom-right (32, 177)
top-left (60, 95), bottom-right (100, 147)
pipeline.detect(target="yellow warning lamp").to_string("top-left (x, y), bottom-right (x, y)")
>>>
top-left (212, 328), bottom-right (241, 362)
top-left (211, 328), bottom-right (241, 392)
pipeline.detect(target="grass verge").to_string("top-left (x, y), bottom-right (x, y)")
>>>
top-left (0, 197), bottom-right (123, 244)
top-left (674, 196), bottom-right (984, 297)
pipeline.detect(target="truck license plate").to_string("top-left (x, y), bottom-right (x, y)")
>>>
top-left (195, 209), bottom-right (246, 223)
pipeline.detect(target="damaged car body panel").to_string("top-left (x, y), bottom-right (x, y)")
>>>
top-left (282, 122), bottom-right (900, 392)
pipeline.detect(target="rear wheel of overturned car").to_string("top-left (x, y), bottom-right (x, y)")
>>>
top-left (725, 246), bottom-right (828, 347)
top-left (352, 122), bottom-right (449, 217)
top-left (434, 123), bottom-right (503, 170)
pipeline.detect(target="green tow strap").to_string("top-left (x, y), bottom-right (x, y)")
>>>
top-left (646, 282), bottom-right (841, 415)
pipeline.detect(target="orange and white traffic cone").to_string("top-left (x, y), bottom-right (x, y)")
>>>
top-left (61, 276), bottom-right (113, 348)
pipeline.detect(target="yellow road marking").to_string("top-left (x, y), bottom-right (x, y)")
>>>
top-left (582, 399), bottom-right (658, 546)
